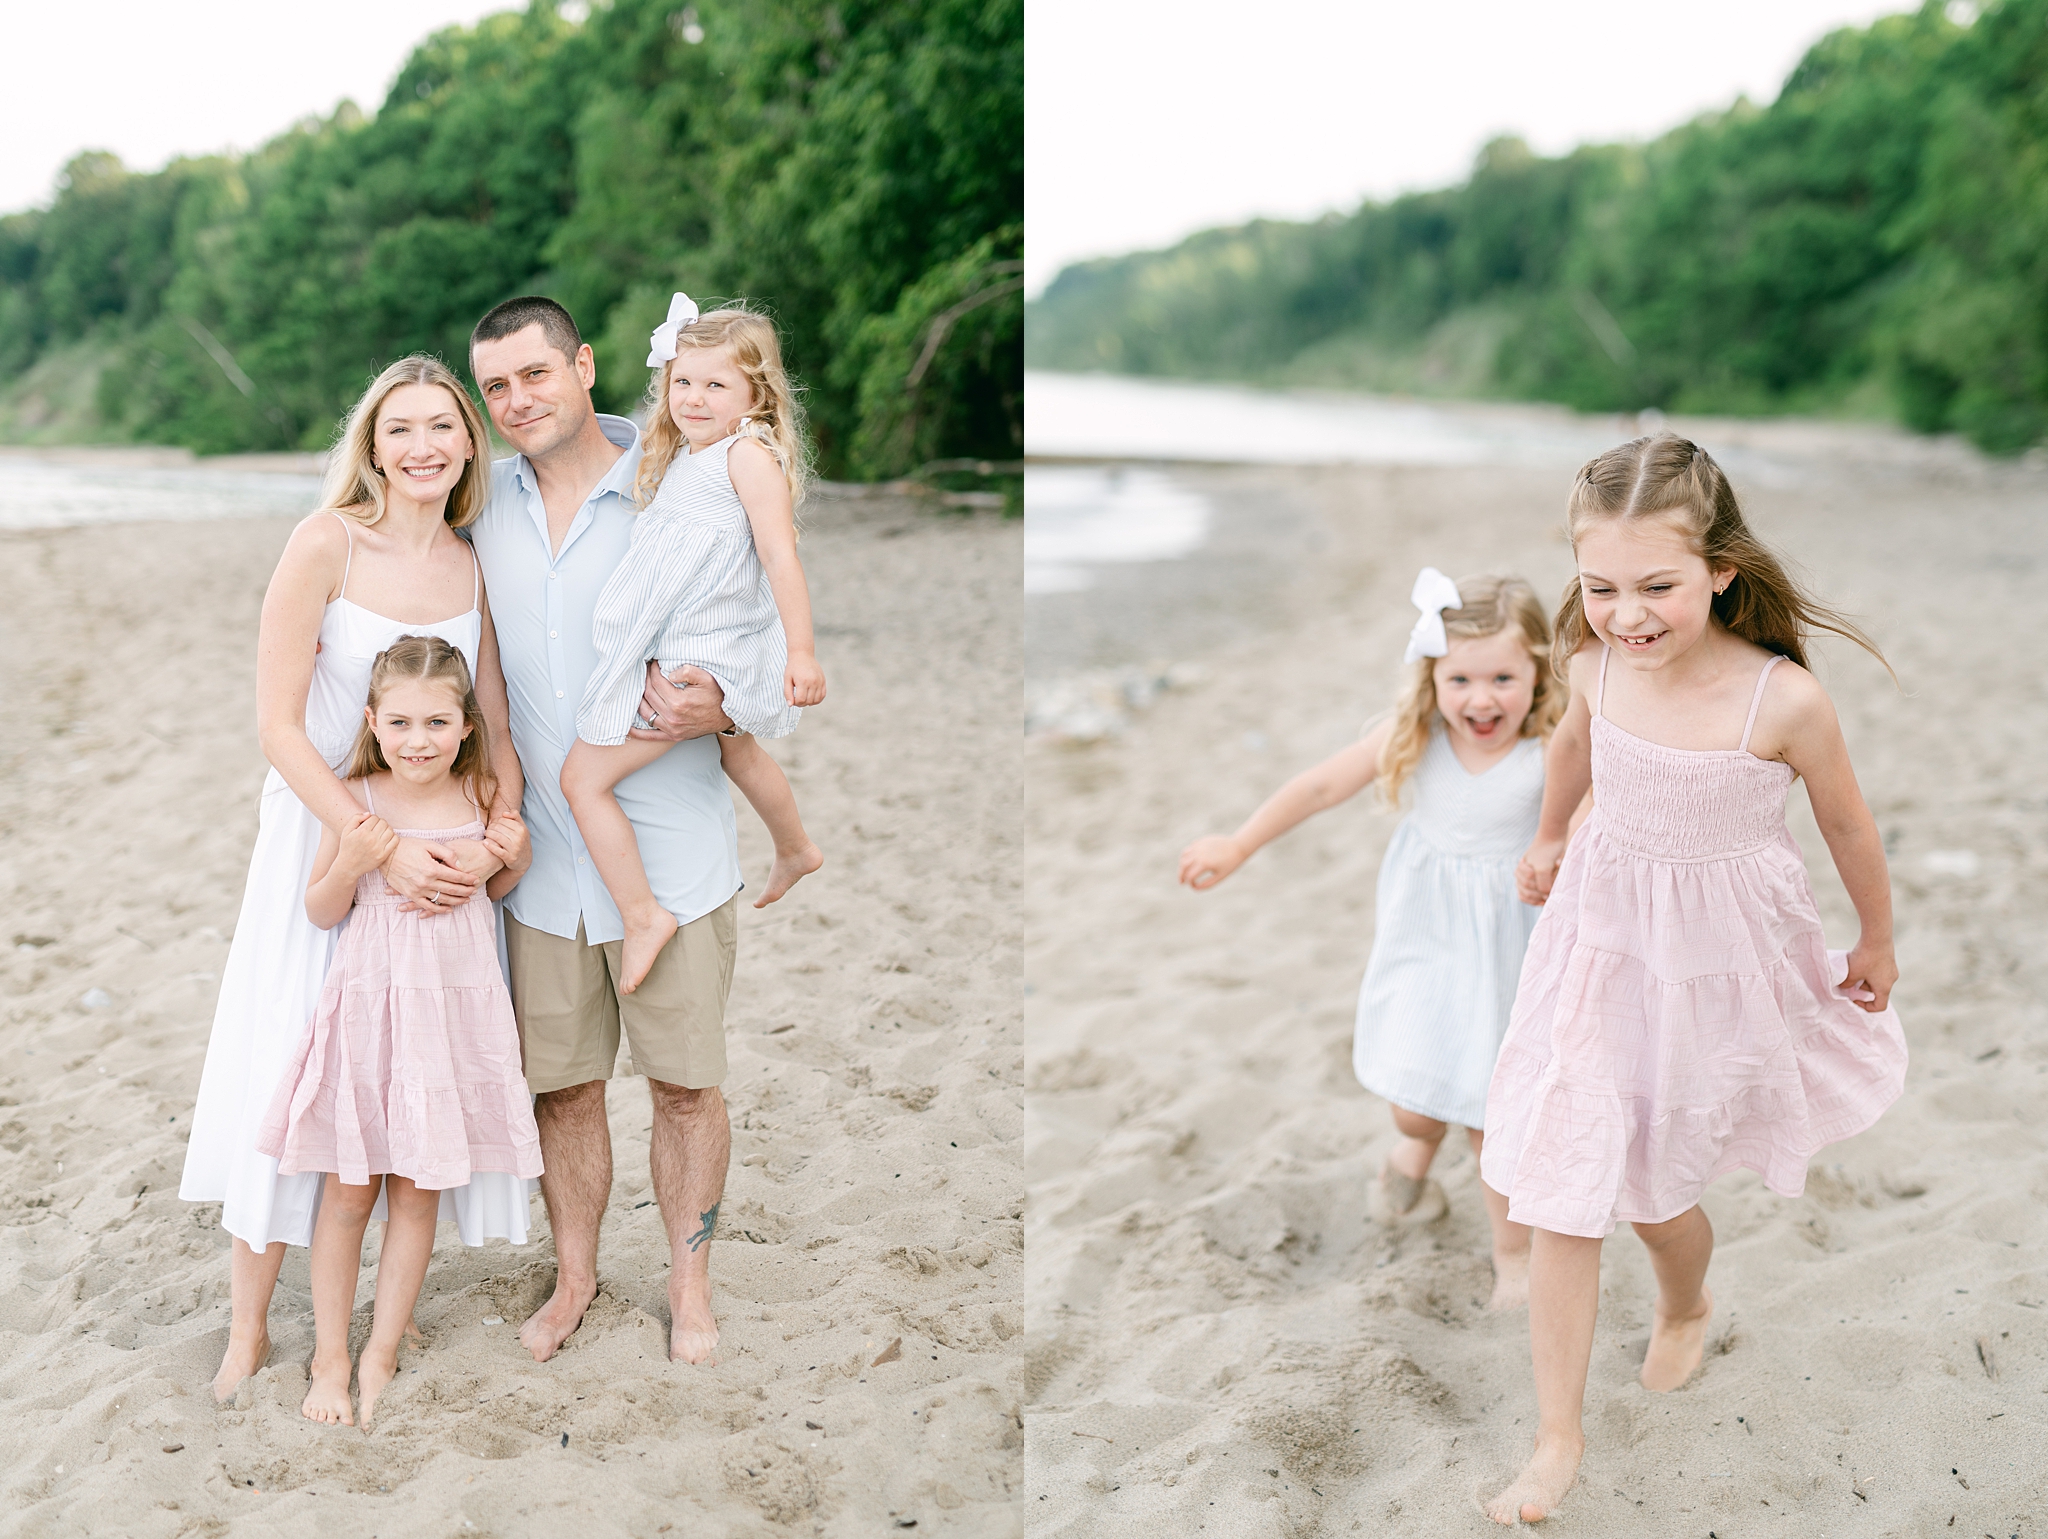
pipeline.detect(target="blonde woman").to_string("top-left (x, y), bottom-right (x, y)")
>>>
top-left (179, 356), bottom-right (534, 1402)
top-left (1177, 570), bottom-right (1565, 1309)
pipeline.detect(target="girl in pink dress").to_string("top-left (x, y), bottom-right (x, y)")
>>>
top-left (1479, 435), bottom-right (1907, 1525)
top-left (258, 635), bottom-right (542, 1428)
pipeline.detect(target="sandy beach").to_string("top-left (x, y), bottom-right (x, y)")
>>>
top-left (0, 491), bottom-right (1022, 1535)
top-left (1025, 442), bottom-right (2048, 1534)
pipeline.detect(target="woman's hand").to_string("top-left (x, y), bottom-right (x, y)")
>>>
top-left (1838, 940), bottom-right (1898, 1014)
top-left (1178, 835), bottom-right (1248, 891)
top-left (382, 835), bottom-right (478, 914)
top-left (785, 654), bottom-right (826, 707)
top-left (483, 811), bottom-right (531, 879)
top-left (1516, 836), bottom-right (1568, 907)
top-left (336, 812), bottom-right (399, 880)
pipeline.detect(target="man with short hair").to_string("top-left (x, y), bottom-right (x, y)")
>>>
top-left (466, 295), bottom-right (735, 1364)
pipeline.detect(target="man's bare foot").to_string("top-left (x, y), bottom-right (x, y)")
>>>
top-left (1488, 1248), bottom-right (1531, 1311)
top-left (1641, 1284), bottom-right (1713, 1392)
top-left (301, 1350), bottom-right (355, 1426)
top-left (1483, 1433), bottom-right (1583, 1525)
top-left (669, 1278), bottom-right (719, 1364)
top-left (619, 909), bottom-right (679, 995)
top-left (520, 1283), bottom-right (594, 1363)
top-left (357, 1342), bottom-right (399, 1427)
top-left (211, 1327), bottom-right (271, 1403)
top-left (753, 842), bottom-right (823, 908)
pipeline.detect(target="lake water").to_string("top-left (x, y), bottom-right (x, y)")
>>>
top-left (0, 452), bottom-right (323, 532)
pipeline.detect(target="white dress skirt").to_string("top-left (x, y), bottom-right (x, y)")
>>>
top-left (1351, 727), bottom-right (1546, 1129)
top-left (179, 552), bottom-right (535, 1248)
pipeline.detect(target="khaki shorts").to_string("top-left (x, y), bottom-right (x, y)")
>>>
top-left (504, 900), bottom-right (737, 1094)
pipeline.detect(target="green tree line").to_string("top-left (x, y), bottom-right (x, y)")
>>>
top-left (0, 0), bottom-right (1021, 478)
top-left (1026, 0), bottom-right (2048, 453)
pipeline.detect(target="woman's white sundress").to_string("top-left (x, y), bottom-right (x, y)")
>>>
top-left (1352, 725), bottom-right (1546, 1129)
top-left (178, 517), bottom-right (535, 1248)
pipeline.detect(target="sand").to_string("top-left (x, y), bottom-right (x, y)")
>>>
top-left (0, 491), bottom-right (1022, 1536)
top-left (1025, 447), bottom-right (2048, 1534)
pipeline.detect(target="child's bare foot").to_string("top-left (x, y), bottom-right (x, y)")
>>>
top-left (1488, 1248), bottom-right (1531, 1311)
top-left (520, 1281), bottom-right (594, 1364)
top-left (1367, 1160), bottom-right (1447, 1226)
top-left (1484, 1432), bottom-right (1583, 1524)
top-left (669, 1276), bottom-right (719, 1364)
top-left (619, 908), bottom-right (679, 994)
top-left (357, 1342), bottom-right (400, 1427)
top-left (1641, 1284), bottom-right (1713, 1391)
top-left (753, 842), bottom-right (822, 908)
top-left (401, 1316), bottom-right (423, 1349)
top-left (301, 1350), bottom-right (354, 1426)
top-left (211, 1327), bottom-right (271, 1403)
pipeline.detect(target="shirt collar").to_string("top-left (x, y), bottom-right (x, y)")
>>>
top-left (510, 413), bottom-right (642, 499)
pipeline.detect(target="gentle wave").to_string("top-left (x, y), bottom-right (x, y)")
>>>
top-left (0, 453), bottom-right (323, 531)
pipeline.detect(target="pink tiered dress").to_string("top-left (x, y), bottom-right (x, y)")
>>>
top-left (1480, 647), bottom-right (1907, 1239)
top-left (256, 785), bottom-right (543, 1190)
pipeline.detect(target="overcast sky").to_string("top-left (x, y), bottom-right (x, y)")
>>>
top-left (1026, 0), bottom-right (1919, 295)
top-left (0, 0), bottom-right (506, 214)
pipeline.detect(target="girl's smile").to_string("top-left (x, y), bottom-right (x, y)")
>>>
top-left (367, 680), bottom-right (471, 783)
top-left (1574, 515), bottom-right (1726, 671)
top-left (1433, 630), bottom-right (1539, 765)
top-left (667, 345), bottom-right (759, 449)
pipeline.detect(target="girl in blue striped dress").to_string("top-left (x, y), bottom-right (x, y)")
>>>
top-left (561, 296), bottom-right (826, 995)
top-left (1178, 571), bottom-right (1563, 1308)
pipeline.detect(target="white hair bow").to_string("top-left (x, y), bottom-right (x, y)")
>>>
top-left (1402, 567), bottom-right (1464, 663)
top-left (645, 291), bottom-right (700, 367)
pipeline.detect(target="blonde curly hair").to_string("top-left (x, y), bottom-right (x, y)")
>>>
top-left (633, 303), bottom-right (812, 511)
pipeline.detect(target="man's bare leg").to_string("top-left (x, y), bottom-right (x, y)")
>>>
top-left (1633, 1205), bottom-right (1714, 1391)
top-left (716, 734), bottom-right (822, 907)
top-left (561, 737), bottom-right (681, 993)
top-left (521, 1080), bottom-right (612, 1363)
top-left (648, 1079), bottom-right (729, 1364)
top-left (1485, 1227), bottom-right (1598, 1525)
top-left (213, 1236), bottom-right (286, 1402)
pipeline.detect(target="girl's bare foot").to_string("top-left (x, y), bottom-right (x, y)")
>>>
top-left (1640, 1284), bottom-right (1713, 1391)
top-left (753, 842), bottom-right (823, 908)
top-left (1484, 1433), bottom-right (1583, 1524)
top-left (1488, 1248), bottom-right (1531, 1311)
top-left (211, 1328), bottom-right (271, 1403)
top-left (301, 1351), bottom-right (354, 1425)
top-left (669, 1278), bottom-right (719, 1365)
top-left (619, 908), bottom-right (679, 995)
top-left (402, 1317), bottom-right (424, 1349)
top-left (357, 1342), bottom-right (400, 1427)
top-left (1367, 1160), bottom-right (1447, 1226)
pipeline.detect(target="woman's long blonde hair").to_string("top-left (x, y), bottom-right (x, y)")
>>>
top-left (1377, 573), bottom-right (1562, 807)
top-left (633, 303), bottom-right (812, 510)
top-left (318, 355), bottom-right (492, 530)
top-left (1555, 433), bottom-right (1889, 678)
top-left (343, 635), bottom-right (498, 814)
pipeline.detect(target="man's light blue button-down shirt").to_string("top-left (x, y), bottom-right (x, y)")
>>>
top-left (469, 413), bottom-right (740, 945)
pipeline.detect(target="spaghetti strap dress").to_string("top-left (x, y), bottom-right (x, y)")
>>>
top-left (178, 516), bottom-right (536, 1246)
top-left (1480, 647), bottom-right (1908, 1239)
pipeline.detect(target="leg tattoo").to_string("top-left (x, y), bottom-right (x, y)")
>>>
top-left (686, 1201), bottom-right (720, 1253)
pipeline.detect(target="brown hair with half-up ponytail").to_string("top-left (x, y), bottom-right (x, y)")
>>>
top-left (1554, 433), bottom-right (1891, 679)
top-left (344, 635), bottom-right (498, 814)
top-left (1377, 573), bottom-right (1563, 808)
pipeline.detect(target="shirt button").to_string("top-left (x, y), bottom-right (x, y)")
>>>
top-left (550, 630), bottom-right (557, 638)
top-left (577, 856), bottom-right (586, 866)
top-left (548, 572), bottom-right (557, 581)
top-left (556, 690), bottom-right (565, 699)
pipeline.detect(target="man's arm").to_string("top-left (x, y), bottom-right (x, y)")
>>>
top-left (629, 661), bottom-right (734, 742)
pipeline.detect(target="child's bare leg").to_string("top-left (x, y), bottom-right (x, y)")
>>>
top-left (1485, 1227), bottom-right (1597, 1525)
top-left (1468, 1129), bottom-right (1532, 1310)
top-left (1633, 1205), bottom-right (1714, 1391)
top-left (1370, 1104), bottom-right (1448, 1223)
top-left (717, 734), bottom-right (822, 907)
top-left (377, 1221), bottom-right (425, 1347)
top-left (303, 1174), bottom-right (381, 1426)
top-left (562, 736), bottom-right (680, 993)
top-left (359, 1177), bottom-right (440, 1425)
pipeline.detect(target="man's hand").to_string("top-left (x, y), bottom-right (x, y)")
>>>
top-left (630, 661), bottom-right (733, 742)
top-left (382, 836), bottom-right (479, 915)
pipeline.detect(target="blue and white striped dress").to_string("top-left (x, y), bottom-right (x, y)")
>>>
top-left (577, 430), bottom-right (801, 745)
top-left (1353, 725), bottom-right (1545, 1128)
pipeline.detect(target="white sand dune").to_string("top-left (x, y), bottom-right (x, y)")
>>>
top-left (1025, 455), bottom-right (2048, 1534)
top-left (0, 493), bottom-right (1021, 1535)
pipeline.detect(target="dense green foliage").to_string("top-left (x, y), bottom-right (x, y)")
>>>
top-left (0, 0), bottom-right (1021, 475)
top-left (1026, 0), bottom-right (2048, 452)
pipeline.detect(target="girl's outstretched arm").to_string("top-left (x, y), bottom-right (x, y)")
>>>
top-left (1761, 666), bottom-right (1898, 1011)
top-left (1517, 647), bottom-right (1598, 906)
top-left (730, 438), bottom-right (824, 706)
top-left (1179, 719), bottom-right (1393, 890)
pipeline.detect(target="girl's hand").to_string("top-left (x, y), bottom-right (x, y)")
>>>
top-left (1178, 835), bottom-right (1248, 891)
top-left (1516, 837), bottom-right (1567, 907)
top-left (338, 812), bottom-right (399, 879)
top-left (1838, 941), bottom-right (1899, 1014)
top-left (786, 655), bottom-right (826, 707)
top-left (484, 812), bottom-right (531, 877)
